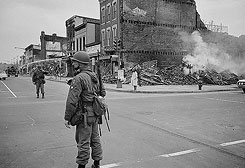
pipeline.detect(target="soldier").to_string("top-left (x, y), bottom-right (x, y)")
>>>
top-left (32, 65), bottom-right (48, 98)
top-left (64, 51), bottom-right (106, 168)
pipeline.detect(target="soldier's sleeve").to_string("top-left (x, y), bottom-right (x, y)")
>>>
top-left (64, 76), bottom-right (83, 121)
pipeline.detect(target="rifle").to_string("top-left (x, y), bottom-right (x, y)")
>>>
top-left (96, 51), bottom-right (103, 125)
top-left (96, 51), bottom-right (110, 134)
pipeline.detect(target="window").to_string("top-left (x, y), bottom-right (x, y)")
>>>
top-left (79, 38), bottom-right (82, 51)
top-left (112, 0), bottom-right (117, 19)
top-left (101, 29), bottom-right (105, 47)
top-left (72, 41), bottom-right (75, 51)
top-left (101, 6), bottom-right (105, 24)
top-left (83, 36), bottom-right (86, 50)
top-left (112, 24), bottom-right (117, 41)
top-left (107, 3), bottom-right (111, 22)
top-left (76, 38), bottom-right (79, 51)
top-left (106, 27), bottom-right (111, 46)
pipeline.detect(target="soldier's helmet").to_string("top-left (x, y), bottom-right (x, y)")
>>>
top-left (71, 51), bottom-right (90, 64)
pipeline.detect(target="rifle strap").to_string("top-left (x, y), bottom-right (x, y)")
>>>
top-left (104, 108), bottom-right (110, 132)
top-left (98, 123), bottom-right (102, 136)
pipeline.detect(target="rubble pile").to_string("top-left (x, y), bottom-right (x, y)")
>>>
top-left (101, 64), bottom-right (239, 86)
top-left (102, 74), bottom-right (118, 84)
top-left (158, 65), bottom-right (198, 85)
top-left (201, 69), bottom-right (239, 85)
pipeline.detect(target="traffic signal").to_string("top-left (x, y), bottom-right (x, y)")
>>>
top-left (113, 40), bottom-right (117, 50)
top-left (113, 39), bottom-right (121, 50)
top-left (117, 39), bottom-right (121, 49)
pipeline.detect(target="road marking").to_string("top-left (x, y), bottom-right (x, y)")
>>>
top-left (26, 115), bottom-right (36, 126)
top-left (160, 148), bottom-right (200, 157)
top-left (1, 81), bottom-right (17, 98)
top-left (220, 140), bottom-right (245, 146)
top-left (101, 163), bottom-right (122, 168)
top-left (100, 139), bottom-right (244, 167)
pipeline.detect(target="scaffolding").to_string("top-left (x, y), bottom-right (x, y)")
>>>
top-left (204, 20), bottom-right (228, 33)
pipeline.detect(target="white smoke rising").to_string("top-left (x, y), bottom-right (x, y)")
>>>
top-left (180, 31), bottom-right (244, 75)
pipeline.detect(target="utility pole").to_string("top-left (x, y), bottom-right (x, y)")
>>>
top-left (116, 0), bottom-right (124, 88)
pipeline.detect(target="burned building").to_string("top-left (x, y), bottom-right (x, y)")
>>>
top-left (40, 31), bottom-right (68, 59)
top-left (98, 0), bottom-right (206, 68)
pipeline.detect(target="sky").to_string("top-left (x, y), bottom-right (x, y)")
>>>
top-left (0, 0), bottom-right (244, 64)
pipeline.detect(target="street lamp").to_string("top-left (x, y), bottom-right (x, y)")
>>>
top-left (14, 46), bottom-right (26, 67)
top-left (14, 47), bottom-right (25, 50)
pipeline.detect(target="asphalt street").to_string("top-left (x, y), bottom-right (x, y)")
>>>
top-left (0, 76), bottom-right (244, 168)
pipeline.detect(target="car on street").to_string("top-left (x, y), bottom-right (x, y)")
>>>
top-left (237, 79), bottom-right (245, 93)
top-left (0, 71), bottom-right (8, 80)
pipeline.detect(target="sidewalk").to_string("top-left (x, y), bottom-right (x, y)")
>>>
top-left (47, 76), bottom-right (240, 94)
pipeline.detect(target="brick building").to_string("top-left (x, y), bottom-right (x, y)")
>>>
top-left (24, 44), bottom-right (41, 63)
top-left (40, 31), bottom-right (68, 59)
top-left (98, 0), bottom-right (207, 68)
top-left (65, 15), bottom-right (101, 57)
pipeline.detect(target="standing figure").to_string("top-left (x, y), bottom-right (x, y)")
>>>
top-left (32, 65), bottom-right (48, 98)
top-left (64, 51), bottom-right (106, 168)
top-left (135, 64), bottom-right (142, 87)
top-left (131, 69), bottom-right (138, 91)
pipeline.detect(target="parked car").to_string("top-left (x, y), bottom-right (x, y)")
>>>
top-left (0, 71), bottom-right (8, 80)
top-left (237, 79), bottom-right (245, 93)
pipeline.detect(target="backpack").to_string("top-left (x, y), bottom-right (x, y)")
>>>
top-left (93, 93), bottom-right (107, 117)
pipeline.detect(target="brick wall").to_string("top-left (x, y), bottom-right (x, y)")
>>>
top-left (121, 0), bottom-right (205, 67)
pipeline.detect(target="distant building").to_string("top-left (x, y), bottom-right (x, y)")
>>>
top-left (24, 44), bottom-right (41, 63)
top-left (40, 31), bottom-right (68, 59)
top-left (65, 15), bottom-right (101, 57)
top-left (98, 0), bottom-right (207, 68)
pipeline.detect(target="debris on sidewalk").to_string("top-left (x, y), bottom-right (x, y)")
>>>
top-left (101, 63), bottom-right (239, 86)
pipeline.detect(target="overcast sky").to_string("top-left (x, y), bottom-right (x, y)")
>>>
top-left (0, 0), bottom-right (244, 63)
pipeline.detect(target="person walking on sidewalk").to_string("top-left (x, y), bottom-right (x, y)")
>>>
top-left (32, 65), bottom-right (48, 98)
top-left (131, 69), bottom-right (138, 91)
top-left (64, 51), bottom-right (106, 168)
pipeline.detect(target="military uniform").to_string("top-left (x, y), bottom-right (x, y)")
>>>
top-left (64, 69), bottom-right (106, 166)
top-left (32, 68), bottom-right (48, 98)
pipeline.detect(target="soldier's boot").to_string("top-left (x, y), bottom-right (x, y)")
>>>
top-left (36, 94), bottom-right (39, 98)
top-left (42, 93), bottom-right (44, 99)
top-left (78, 165), bottom-right (85, 168)
top-left (91, 160), bottom-right (100, 168)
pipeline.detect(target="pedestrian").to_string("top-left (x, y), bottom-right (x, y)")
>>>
top-left (64, 51), bottom-right (106, 168)
top-left (32, 65), bottom-right (48, 98)
top-left (131, 69), bottom-right (138, 91)
top-left (135, 64), bottom-right (142, 87)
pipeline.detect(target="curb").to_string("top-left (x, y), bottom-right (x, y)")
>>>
top-left (105, 88), bottom-right (240, 94)
top-left (46, 77), bottom-right (240, 94)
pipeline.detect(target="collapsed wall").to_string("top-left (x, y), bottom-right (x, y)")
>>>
top-left (121, 0), bottom-right (206, 68)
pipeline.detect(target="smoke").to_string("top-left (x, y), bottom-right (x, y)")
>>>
top-left (180, 31), bottom-right (244, 75)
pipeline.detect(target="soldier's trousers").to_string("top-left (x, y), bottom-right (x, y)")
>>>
top-left (35, 83), bottom-right (44, 95)
top-left (75, 117), bottom-right (102, 165)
